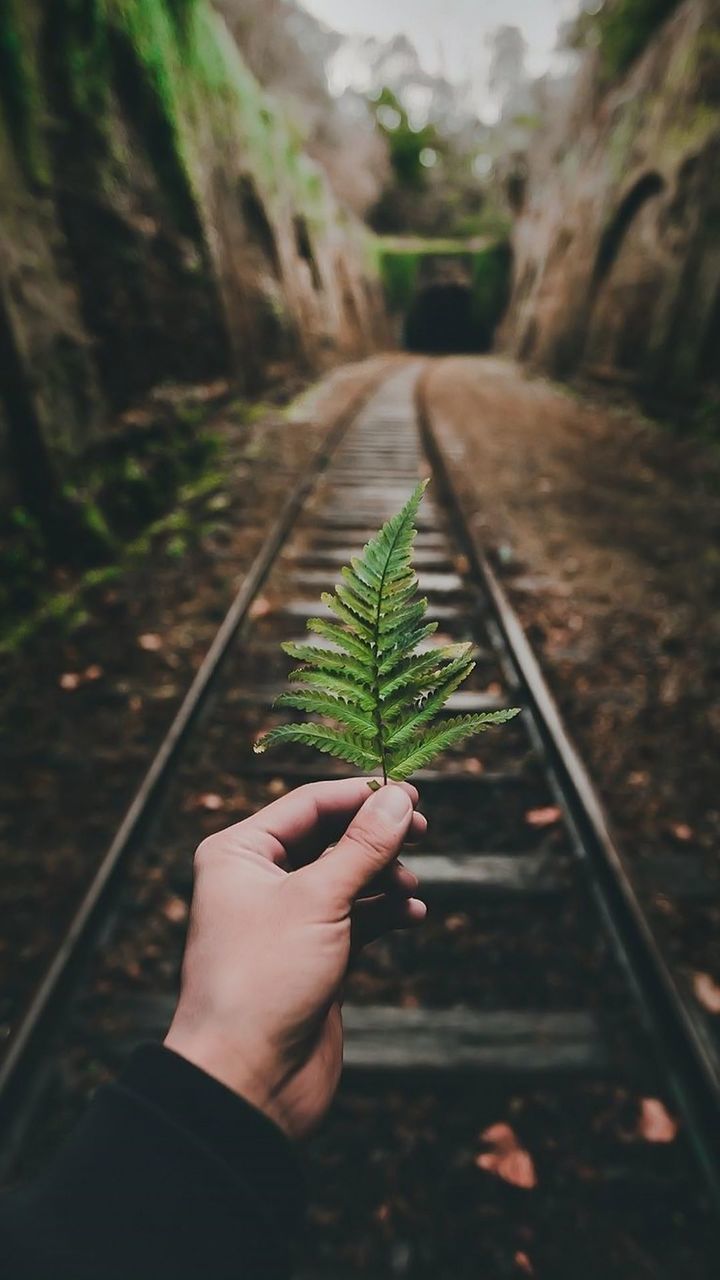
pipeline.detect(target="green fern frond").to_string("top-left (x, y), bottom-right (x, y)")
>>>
top-left (254, 480), bottom-right (521, 780)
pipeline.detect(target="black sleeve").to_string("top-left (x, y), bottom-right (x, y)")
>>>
top-left (0, 1044), bottom-right (304, 1280)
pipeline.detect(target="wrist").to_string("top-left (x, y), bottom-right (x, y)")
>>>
top-left (163, 1025), bottom-right (292, 1137)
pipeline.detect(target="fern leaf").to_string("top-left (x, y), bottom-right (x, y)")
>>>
top-left (387, 711), bottom-right (520, 780)
top-left (287, 669), bottom-right (375, 709)
top-left (254, 723), bottom-right (380, 769)
top-left (306, 619), bottom-right (374, 665)
top-left (274, 690), bottom-right (376, 738)
top-left (384, 652), bottom-right (477, 749)
top-left (254, 481), bottom-right (520, 780)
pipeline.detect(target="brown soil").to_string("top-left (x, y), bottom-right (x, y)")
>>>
top-left (0, 356), bottom-right (396, 1052)
top-left (424, 355), bottom-right (720, 1027)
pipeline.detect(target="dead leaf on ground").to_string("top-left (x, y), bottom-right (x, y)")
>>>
top-left (266, 778), bottom-right (287, 797)
top-left (693, 971), bottom-right (720, 1014)
top-left (59, 672), bottom-right (82, 691)
top-left (514, 1252), bottom-right (534, 1275)
top-left (138, 632), bottom-right (163, 651)
top-left (670, 822), bottom-right (693, 842)
top-left (445, 913), bottom-right (470, 933)
top-left (476, 1123), bottom-right (537, 1189)
top-left (525, 805), bottom-right (561, 828)
top-left (637, 1097), bottom-right (678, 1143)
top-left (200, 792), bottom-right (225, 811)
top-left (463, 758), bottom-right (485, 774)
top-left (249, 596), bottom-right (272, 619)
top-left (84, 664), bottom-right (104, 681)
top-left (162, 896), bottom-right (189, 925)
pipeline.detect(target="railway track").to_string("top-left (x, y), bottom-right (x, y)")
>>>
top-left (2, 361), bottom-right (718, 1274)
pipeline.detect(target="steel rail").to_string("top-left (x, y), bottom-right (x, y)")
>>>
top-left (414, 361), bottom-right (720, 1206)
top-left (0, 365), bottom-right (392, 1150)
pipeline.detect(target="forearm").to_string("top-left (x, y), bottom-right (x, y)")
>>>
top-left (0, 1045), bottom-right (303, 1280)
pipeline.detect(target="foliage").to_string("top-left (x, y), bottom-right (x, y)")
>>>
top-left (0, 0), bottom-right (48, 183)
top-left (371, 87), bottom-right (441, 193)
top-left (378, 248), bottom-right (422, 313)
top-left (573, 0), bottom-right (683, 80)
top-left (255, 481), bottom-right (519, 782)
top-left (470, 242), bottom-right (513, 335)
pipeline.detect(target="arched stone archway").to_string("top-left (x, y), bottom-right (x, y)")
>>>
top-left (585, 172), bottom-right (666, 373)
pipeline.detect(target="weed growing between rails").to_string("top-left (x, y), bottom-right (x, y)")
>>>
top-left (254, 481), bottom-right (520, 783)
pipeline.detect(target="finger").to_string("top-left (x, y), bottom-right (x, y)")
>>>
top-left (351, 894), bottom-right (427, 950)
top-left (363, 858), bottom-right (419, 898)
top-left (404, 810), bottom-right (428, 848)
top-left (238, 779), bottom-right (419, 865)
top-left (309, 784), bottom-right (415, 907)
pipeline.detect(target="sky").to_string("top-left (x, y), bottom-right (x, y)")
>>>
top-left (299, 0), bottom-right (583, 119)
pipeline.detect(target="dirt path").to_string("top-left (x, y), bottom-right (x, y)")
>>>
top-left (425, 355), bottom-right (720, 1025)
top-left (0, 355), bottom-right (398, 1053)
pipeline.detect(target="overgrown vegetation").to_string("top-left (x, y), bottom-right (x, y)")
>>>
top-left (0, 0), bottom-right (48, 183)
top-left (0, 404), bottom-right (220, 641)
top-left (255, 482), bottom-right (519, 781)
top-left (575, 0), bottom-right (683, 80)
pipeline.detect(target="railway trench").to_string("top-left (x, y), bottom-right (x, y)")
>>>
top-left (2, 362), bottom-right (718, 1277)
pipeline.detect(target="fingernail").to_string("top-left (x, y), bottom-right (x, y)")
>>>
top-left (373, 784), bottom-right (412, 821)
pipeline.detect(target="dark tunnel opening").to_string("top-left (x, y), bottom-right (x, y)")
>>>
top-left (403, 283), bottom-right (493, 354)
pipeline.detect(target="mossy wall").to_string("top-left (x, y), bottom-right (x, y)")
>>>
top-left (0, 0), bottom-right (381, 556)
top-left (502, 0), bottom-right (720, 403)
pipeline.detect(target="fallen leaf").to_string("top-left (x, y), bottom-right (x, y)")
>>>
top-left (476, 1123), bottom-right (537, 1189)
top-left (464, 758), bottom-right (485, 774)
top-left (162, 896), bottom-right (189, 925)
top-left (129, 695), bottom-right (143, 713)
top-left (196, 792), bottom-right (224, 811)
top-left (693, 971), bottom-right (720, 1014)
top-left (249, 596), bottom-right (272, 619)
top-left (514, 1252), bottom-right (534, 1275)
top-left (670, 822), bottom-right (693, 842)
top-left (525, 806), bottom-right (561, 828)
top-left (445, 913), bottom-right (469, 933)
top-left (84, 664), bottom-right (103, 681)
top-left (637, 1097), bottom-right (678, 1143)
top-left (628, 771), bottom-right (649, 787)
top-left (138, 633), bottom-right (163, 651)
top-left (59, 672), bottom-right (82, 690)
top-left (266, 778), bottom-right (287, 798)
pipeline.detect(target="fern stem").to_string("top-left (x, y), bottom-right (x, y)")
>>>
top-left (371, 518), bottom-right (407, 786)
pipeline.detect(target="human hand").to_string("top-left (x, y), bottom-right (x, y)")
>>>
top-left (164, 779), bottom-right (426, 1139)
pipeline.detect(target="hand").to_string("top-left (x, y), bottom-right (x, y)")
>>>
top-left (164, 779), bottom-right (426, 1139)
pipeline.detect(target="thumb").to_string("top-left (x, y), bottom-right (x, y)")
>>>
top-left (313, 784), bottom-right (414, 907)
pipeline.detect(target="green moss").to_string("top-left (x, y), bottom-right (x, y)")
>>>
top-left (379, 250), bottom-right (421, 313)
top-left (108, 0), bottom-right (201, 235)
top-left (594, 0), bottom-right (683, 80)
top-left (470, 243), bottom-right (512, 332)
top-left (47, 0), bottom-right (112, 129)
top-left (0, 0), bottom-right (49, 183)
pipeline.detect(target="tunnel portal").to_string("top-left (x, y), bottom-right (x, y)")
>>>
top-left (403, 282), bottom-right (491, 354)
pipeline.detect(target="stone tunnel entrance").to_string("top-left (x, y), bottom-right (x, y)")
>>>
top-left (404, 282), bottom-right (488, 354)
top-left (380, 241), bottom-right (512, 356)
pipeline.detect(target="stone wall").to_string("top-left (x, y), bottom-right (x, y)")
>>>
top-left (500, 0), bottom-right (720, 401)
top-left (0, 0), bottom-right (383, 538)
